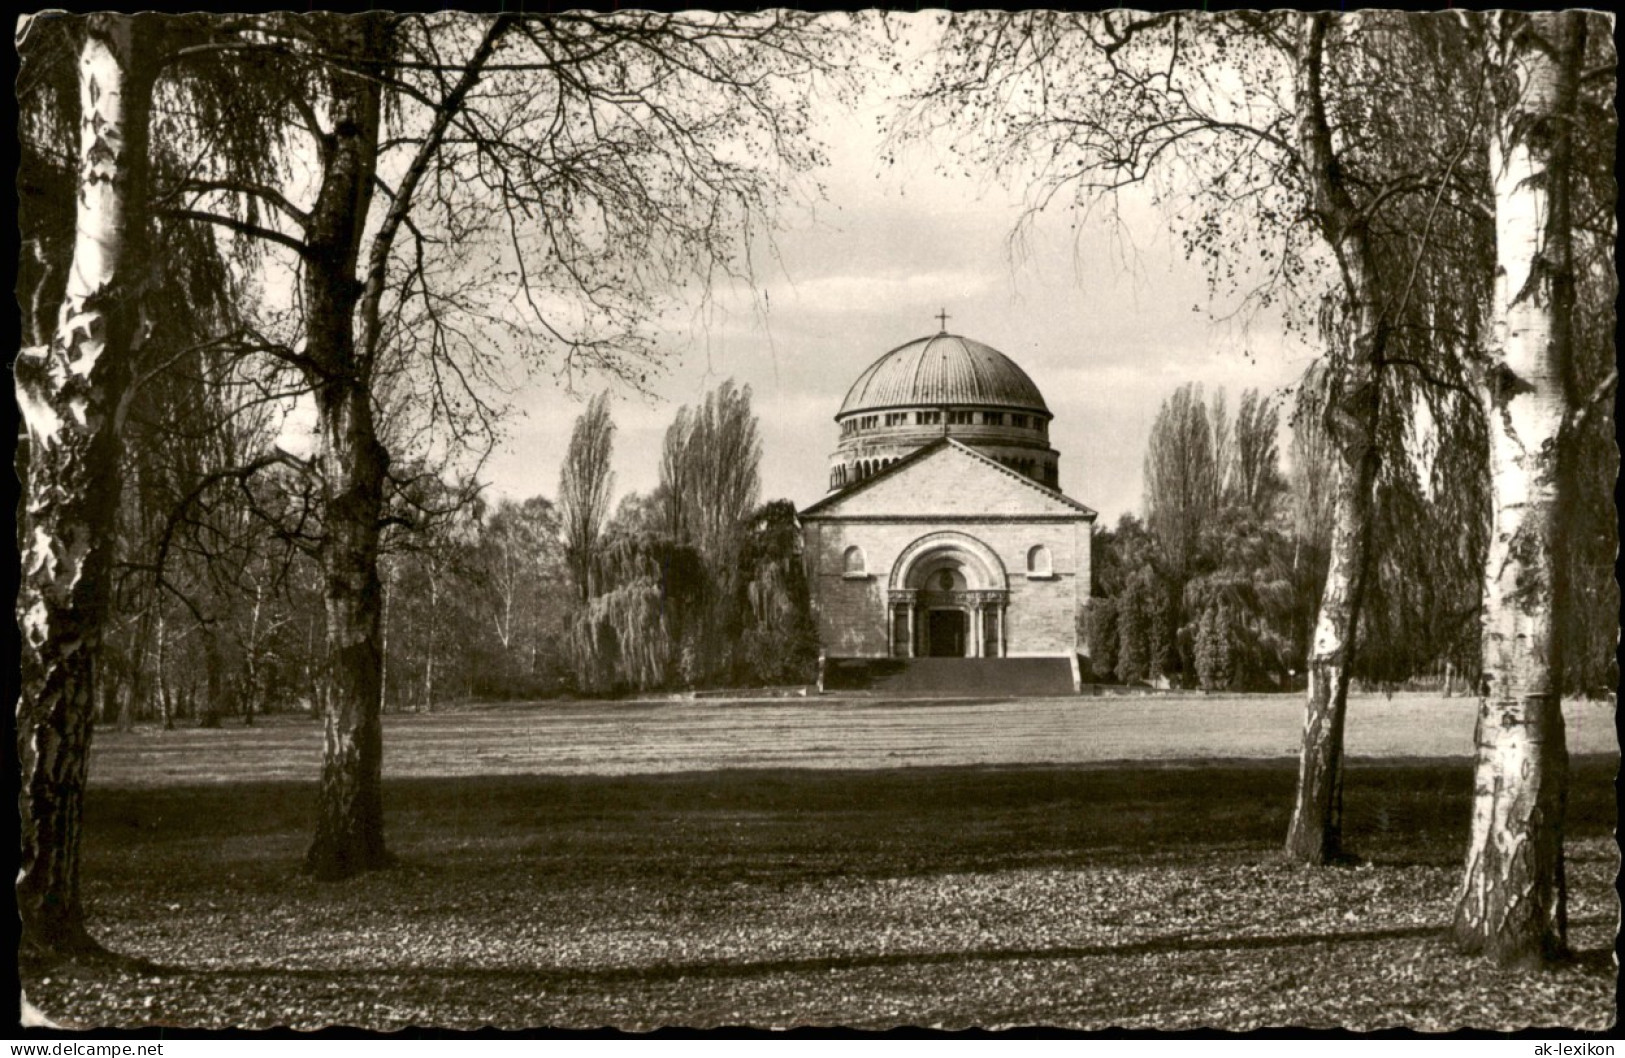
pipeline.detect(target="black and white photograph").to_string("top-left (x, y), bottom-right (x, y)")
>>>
top-left (13, 9), bottom-right (1619, 1033)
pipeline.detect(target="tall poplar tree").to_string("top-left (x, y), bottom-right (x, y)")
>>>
top-left (559, 392), bottom-right (616, 604)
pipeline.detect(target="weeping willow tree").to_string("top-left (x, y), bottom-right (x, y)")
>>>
top-left (1352, 425), bottom-right (1487, 691)
top-left (1553, 24), bottom-right (1620, 700)
top-left (567, 530), bottom-right (707, 693)
top-left (571, 583), bottom-right (673, 694)
top-left (1181, 515), bottom-right (1299, 692)
top-left (655, 381), bottom-right (763, 685)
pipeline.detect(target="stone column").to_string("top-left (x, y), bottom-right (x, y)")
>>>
top-left (970, 602), bottom-right (983, 658)
top-left (890, 590), bottom-right (918, 659)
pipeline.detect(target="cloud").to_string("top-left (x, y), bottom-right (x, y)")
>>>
top-left (781, 269), bottom-right (997, 317)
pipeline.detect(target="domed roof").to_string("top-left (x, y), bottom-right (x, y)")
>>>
top-left (837, 333), bottom-right (1050, 418)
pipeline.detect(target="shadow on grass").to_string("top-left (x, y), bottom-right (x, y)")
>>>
top-left (159, 916), bottom-right (1616, 990)
top-left (86, 755), bottom-right (1617, 887)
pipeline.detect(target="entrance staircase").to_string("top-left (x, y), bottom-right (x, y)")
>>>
top-left (821, 657), bottom-right (1076, 697)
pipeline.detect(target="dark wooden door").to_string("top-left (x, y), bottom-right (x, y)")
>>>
top-left (928, 609), bottom-right (967, 657)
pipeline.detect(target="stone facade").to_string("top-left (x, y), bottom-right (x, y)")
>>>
top-left (802, 440), bottom-right (1094, 659)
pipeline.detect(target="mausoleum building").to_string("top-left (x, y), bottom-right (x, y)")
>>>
top-left (801, 328), bottom-right (1095, 664)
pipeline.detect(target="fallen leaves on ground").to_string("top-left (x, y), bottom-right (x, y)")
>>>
top-left (22, 760), bottom-right (1618, 1032)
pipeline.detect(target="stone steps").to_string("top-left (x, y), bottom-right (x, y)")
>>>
top-left (822, 656), bottom-right (1077, 697)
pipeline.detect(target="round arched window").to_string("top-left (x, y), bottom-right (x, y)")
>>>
top-left (1026, 544), bottom-right (1054, 578)
top-left (843, 545), bottom-right (867, 577)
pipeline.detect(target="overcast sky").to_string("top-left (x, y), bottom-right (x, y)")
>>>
top-left (478, 16), bottom-right (1320, 525)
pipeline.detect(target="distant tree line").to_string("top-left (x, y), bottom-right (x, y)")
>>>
top-left (1085, 386), bottom-right (1310, 692)
top-left (1082, 370), bottom-right (1580, 697)
top-left (87, 374), bottom-right (822, 722)
top-left (86, 472), bottom-right (580, 728)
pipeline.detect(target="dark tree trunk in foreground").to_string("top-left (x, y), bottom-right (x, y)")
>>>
top-left (301, 14), bottom-right (392, 879)
top-left (300, 13), bottom-right (509, 877)
top-left (306, 379), bottom-right (392, 878)
top-left (15, 14), bottom-right (155, 962)
top-left (1284, 14), bottom-right (1386, 865)
top-left (1452, 11), bottom-right (1581, 966)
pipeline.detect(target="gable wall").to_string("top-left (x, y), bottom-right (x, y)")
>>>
top-left (805, 516), bottom-right (1091, 658)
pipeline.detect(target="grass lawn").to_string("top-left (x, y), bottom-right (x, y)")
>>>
top-left (23, 696), bottom-right (1621, 1031)
top-left (83, 693), bottom-right (1621, 782)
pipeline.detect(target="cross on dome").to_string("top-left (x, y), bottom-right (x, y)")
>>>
top-left (935, 308), bottom-right (950, 332)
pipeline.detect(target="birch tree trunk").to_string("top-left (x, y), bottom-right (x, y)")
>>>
top-left (305, 377), bottom-right (392, 878)
top-left (1284, 13), bottom-right (1386, 865)
top-left (156, 611), bottom-right (174, 730)
top-left (1452, 11), bottom-right (1581, 966)
top-left (244, 581), bottom-right (262, 725)
top-left (424, 570), bottom-right (439, 713)
top-left (15, 13), bottom-right (155, 963)
top-left (380, 561), bottom-right (392, 714)
top-left (301, 14), bottom-right (392, 880)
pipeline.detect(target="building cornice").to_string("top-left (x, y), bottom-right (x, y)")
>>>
top-left (802, 437), bottom-right (1096, 518)
top-left (801, 513), bottom-right (1095, 525)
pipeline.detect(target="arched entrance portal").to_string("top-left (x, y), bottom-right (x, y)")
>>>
top-left (887, 532), bottom-right (1009, 659)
